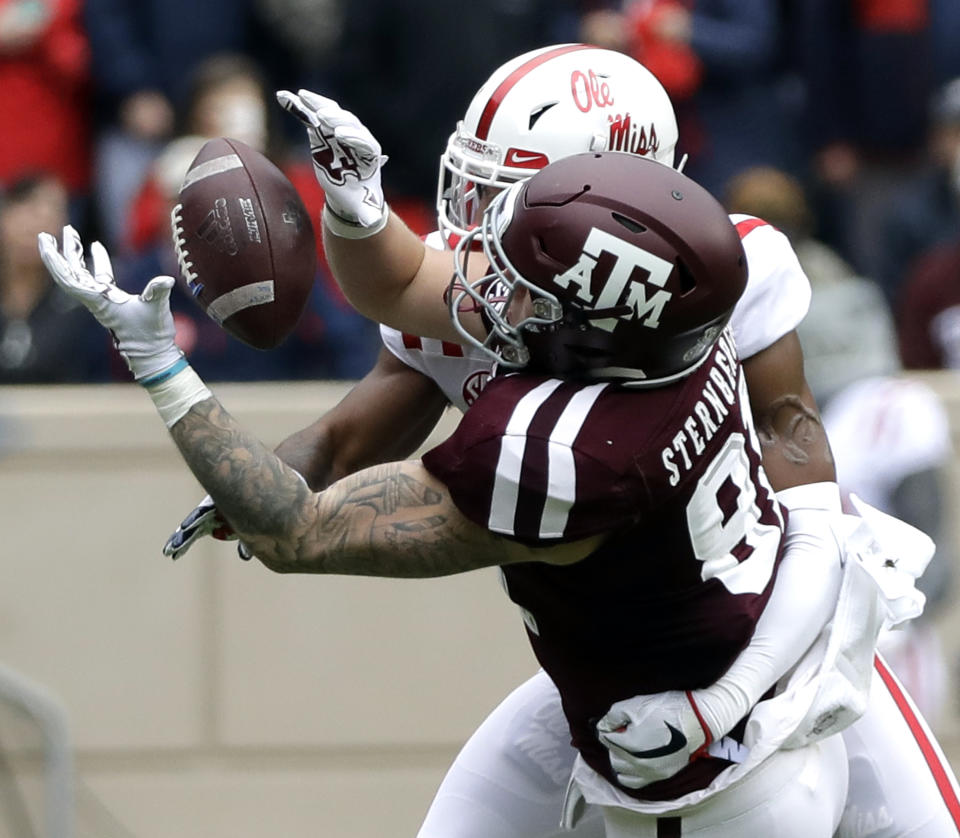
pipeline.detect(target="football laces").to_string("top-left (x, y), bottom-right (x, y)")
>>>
top-left (170, 204), bottom-right (200, 294)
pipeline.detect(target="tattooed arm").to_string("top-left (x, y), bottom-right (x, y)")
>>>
top-left (169, 397), bottom-right (600, 576)
top-left (742, 330), bottom-right (836, 491)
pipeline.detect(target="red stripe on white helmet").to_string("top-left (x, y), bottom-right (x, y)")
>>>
top-left (475, 43), bottom-right (598, 140)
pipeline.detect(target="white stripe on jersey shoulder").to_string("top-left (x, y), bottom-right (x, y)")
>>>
top-left (540, 383), bottom-right (608, 538)
top-left (488, 379), bottom-right (563, 535)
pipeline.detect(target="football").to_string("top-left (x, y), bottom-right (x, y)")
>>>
top-left (171, 137), bottom-right (316, 350)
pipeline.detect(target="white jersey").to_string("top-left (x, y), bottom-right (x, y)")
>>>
top-left (822, 375), bottom-right (951, 512)
top-left (381, 216), bottom-right (811, 412)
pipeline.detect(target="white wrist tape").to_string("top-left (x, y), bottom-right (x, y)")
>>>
top-left (323, 203), bottom-right (389, 239)
top-left (144, 362), bottom-right (212, 428)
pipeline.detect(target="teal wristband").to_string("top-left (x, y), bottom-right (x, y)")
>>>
top-left (139, 358), bottom-right (189, 388)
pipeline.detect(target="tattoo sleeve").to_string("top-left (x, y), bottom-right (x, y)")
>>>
top-left (169, 398), bottom-right (577, 576)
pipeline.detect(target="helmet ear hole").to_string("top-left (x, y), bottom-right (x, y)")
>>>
top-left (528, 102), bottom-right (558, 129)
top-left (676, 258), bottom-right (697, 296)
top-left (612, 212), bottom-right (647, 234)
top-left (533, 235), bottom-right (569, 273)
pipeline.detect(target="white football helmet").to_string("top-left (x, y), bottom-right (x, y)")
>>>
top-left (437, 44), bottom-right (679, 245)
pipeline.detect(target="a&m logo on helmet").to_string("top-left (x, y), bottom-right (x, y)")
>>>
top-left (553, 227), bottom-right (674, 332)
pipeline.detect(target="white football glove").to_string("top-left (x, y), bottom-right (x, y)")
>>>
top-left (162, 495), bottom-right (253, 561)
top-left (276, 88), bottom-right (388, 228)
top-left (37, 226), bottom-right (182, 383)
top-left (596, 690), bottom-right (712, 790)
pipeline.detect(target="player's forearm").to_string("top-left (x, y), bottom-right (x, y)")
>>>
top-left (168, 397), bottom-right (538, 576)
top-left (323, 210), bottom-right (426, 324)
top-left (753, 390), bottom-right (835, 489)
top-left (169, 397), bottom-right (320, 569)
top-left (273, 420), bottom-right (338, 491)
top-left (742, 332), bottom-right (836, 490)
top-left (323, 213), bottom-right (473, 343)
top-left (692, 482), bottom-right (844, 737)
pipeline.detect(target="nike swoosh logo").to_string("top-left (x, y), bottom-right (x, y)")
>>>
top-left (506, 151), bottom-right (543, 164)
top-left (622, 723), bottom-right (688, 759)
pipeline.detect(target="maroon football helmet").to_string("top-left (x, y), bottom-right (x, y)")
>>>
top-left (449, 152), bottom-right (747, 386)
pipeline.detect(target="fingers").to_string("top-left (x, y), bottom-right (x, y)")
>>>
top-left (595, 728), bottom-right (630, 751)
top-left (162, 529), bottom-right (192, 560)
top-left (276, 90), bottom-right (312, 125)
top-left (37, 232), bottom-right (69, 279)
top-left (161, 494), bottom-right (252, 561)
top-left (595, 711), bottom-right (625, 734)
top-left (276, 88), bottom-right (361, 134)
top-left (183, 495), bottom-right (217, 527)
top-left (163, 520), bottom-right (207, 560)
top-left (162, 496), bottom-right (218, 560)
top-left (297, 89), bottom-right (343, 115)
top-left (141, 275), bottom-right (176, 303)
top-left (41, 226), bottom-right (109, 300)
top-left (37, 230), bottom-right (99, 300)
top-left (62, 224), bottom-right (86, 273)
top-left (90, 240), bottom-right (116, 285)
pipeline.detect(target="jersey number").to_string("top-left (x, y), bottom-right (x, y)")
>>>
top-left (686, 432), bottom-right (783, 594)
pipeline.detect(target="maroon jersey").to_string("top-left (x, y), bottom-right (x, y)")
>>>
top-left (422, 328), bottom-right (787, 800)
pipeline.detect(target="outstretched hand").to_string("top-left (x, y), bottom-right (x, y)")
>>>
top-left (162, 494), bottom-right (253, 561)
top-left (276, 89), bottom-right (388, 228)
top-left (37, 226), bottom-right (183, 383)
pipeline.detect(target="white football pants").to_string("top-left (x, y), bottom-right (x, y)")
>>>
top-left (418, 655), bottom-right (960, 838)
top-left (600, 735), bottom-right (847, 838)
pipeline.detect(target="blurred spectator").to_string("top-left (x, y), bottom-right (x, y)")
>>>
top-left (931, 0), bottom-right (960, 85)
top-left (621, 0), bottom-right (802, 197)
top-left (579, 6), bottom-right (630, 51)
top-left (625, 0), bottom-right (701, 102)
top-left (0, 174), bottom-right (111, 383)
top-left (897, 234), bottom-right (960, 370)
top-left (796, 0), bottom-right (935, 285)
top-left (875, 77), bottom-right (960, 306)
top-left (116, 55), bottom-right (380, 382)
top-left (331, 0), bottom-right (566, 207)
top-left (801, 276), bottom-right (953, 727)
top-left (727, 165), bottom-right (955, 726)
top-left (252, 0), bottom-right (344, 92)
top-left (724, 164), bottom-right (855, 289)
top-left (82, 0), bottom-right (271, 251)
top-left (0, 0), bottom-right (91, 218)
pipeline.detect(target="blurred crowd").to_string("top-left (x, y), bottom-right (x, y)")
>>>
top-left (0, 0), bottom-right (959, 728)
top-left (2, 0), bottom-right (960, 388)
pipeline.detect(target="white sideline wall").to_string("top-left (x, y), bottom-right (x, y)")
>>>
top-left (0, 381), bottom-right (539, 838)
top-left (0, 376), bottom-right (958, 838)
